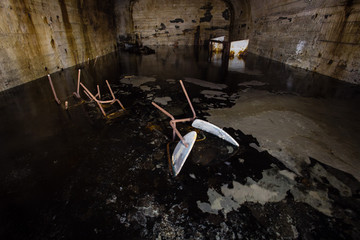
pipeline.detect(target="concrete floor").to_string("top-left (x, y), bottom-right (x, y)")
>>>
top-left (0, 46), bottom-right (359, 239)
top-left (207, 89), bottom-right (360, 181)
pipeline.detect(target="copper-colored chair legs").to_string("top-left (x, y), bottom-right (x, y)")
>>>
top-left (80, 80), bottom-right (125, 117)
top-left (47, 74), bottom-right (61, 105)
top-left (48, 69), bottom-right (125, 117)
top-left (151, 80), bottom-right (197, 147)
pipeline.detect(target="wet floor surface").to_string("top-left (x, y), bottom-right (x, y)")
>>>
top-left (0, 46), bottom-right (360, 239)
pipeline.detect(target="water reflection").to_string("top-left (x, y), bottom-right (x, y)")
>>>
top-left (209, 52), bottom-right (223, 67)
top-left (229, 39), bottom-right (249, 57)
top-left (228, 56), bottom-right (246, 72)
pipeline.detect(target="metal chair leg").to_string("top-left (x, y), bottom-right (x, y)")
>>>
top-left (73, 69), bottom-right (81, 98)
top-left (47, 74), bottom-right (61, 105)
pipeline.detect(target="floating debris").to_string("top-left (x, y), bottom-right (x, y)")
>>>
top-left (124, 44), bottom-right (155, 55)
top-left (120, 76), bottom-right (156, 87)
top-left (140, 85), bottom-right (151, 91)
top-left (166, 79), bottom-right (176, 84)
top-left (198, 166), bottom-right (339, 217)
top-left (184, 77), bottom-right (227, 90)
top-left (200, 90), bottom-right (229, 100)
top-left (106, 194), bottom-right (117, 204)
top-left (238, 80), bottom-right (268, 87)
top-left (153, 97), bottom-right (172, 105)
top-left (152, 80), bottom-right (238, 176)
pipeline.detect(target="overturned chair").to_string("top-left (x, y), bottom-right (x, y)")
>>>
top-left (80, 80), bottom-right (125, 117)
top-left (48, 69), bottom-right (125, 117)
top-left (152, 80), bottom-right (239, 177)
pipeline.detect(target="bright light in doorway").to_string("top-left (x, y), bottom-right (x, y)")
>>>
top-left (230, 39), bottom-right (249, 57)
top-left (210, 36), bottom-right (225, 53)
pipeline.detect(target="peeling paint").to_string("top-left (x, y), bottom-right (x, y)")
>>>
top-left (170, 18), bottom-right (184, 23)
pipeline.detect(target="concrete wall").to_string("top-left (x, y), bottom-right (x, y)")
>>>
top-left (0, 0), bottom-right (117, 91)
top-left (117, 0), bottom-right (360, 83)
top-left (115, 0), bottom-right (133, 43)
top-left (123, 0), bottom-right (231, 46)
top-left (231, 0), bottom-right (360, 84)
top-left (1, 0), bottom-right (359, 90)
top-left (228, 0), bottom-right (252, 41)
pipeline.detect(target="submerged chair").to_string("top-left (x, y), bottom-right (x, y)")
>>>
top-left (152, 80), bottom-right (239, 176)
top-left (80, 80), bottom-right (125, 117)
top-left (47, 74), bottom-right (61, 105)
top-left (48, 69), bottom-right (125, 116)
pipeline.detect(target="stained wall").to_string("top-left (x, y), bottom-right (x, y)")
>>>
top-left (1, 0), bottom-right (359, 91)
top-left (0, 0), bottom-right (117, 91)
top-left (119, 0), bottom-right (231, 46)
top-left (231, 0), bottom-right (360, 84)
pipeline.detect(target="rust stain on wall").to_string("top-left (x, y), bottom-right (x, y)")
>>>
top-left (1, 0), bottom-right (118, 90)
top-left (10, 0), bottom-right (47, 77)
top-left (200, 2), bottom-right (213, 23)
top-left (76, 0), bottom-right (93, 61)
top-left (131, 0), bottom-right (230, 46)
top-left (331, 0), bottom-right (354, 56)
top-left (58, 0), bottom-right (79, 64)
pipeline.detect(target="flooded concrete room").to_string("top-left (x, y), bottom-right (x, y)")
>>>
top-left (0, 0), bottom-right (360, 239)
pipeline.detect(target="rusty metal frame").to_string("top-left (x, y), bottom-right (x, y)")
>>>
top-left (73, 69), bottom-right (81, 98)
top-left (179, 80), bottom-right (196, 120)
top-left (48, 69), bottom-right (125, 117)
top-left (80, 80), bottom-right (125, 117)
top-left (152, 80), bottom-right (197, 147)
top-left (152, 102), bottom-right (190, 147)
top-left (47, 74), bottom-right (61, 105)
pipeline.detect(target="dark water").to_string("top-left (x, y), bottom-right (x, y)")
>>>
top-left (0, 46), bottom-right (359, 239)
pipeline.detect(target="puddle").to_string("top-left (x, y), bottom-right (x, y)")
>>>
top-left (0, 46), bottom-right (359, 239)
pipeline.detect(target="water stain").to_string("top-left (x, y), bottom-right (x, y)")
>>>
top-left (170, 18), bottom-right (184, 23)
top-left (9, 0), bottom-right (46, 77)
top-left (331, 0), bottom-right (354, 56)
top-left (222, 9), bottom-right (230, 20)
top-left (200, 2), bottom-right (213, 23)
top-left (76, 0), bottom-right (92, 61)
top-left (58, 0), bottom-right (79, 64)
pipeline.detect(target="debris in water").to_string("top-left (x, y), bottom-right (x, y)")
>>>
top-left (80, 80), bottom-right (125, 117)
top-left (106, 194), bottom-right (117, 204)
top-left (201, 90), bottom-right (229, 100)
top-left (184, 77), bottom-right (227, 90)
top-left (152, 80), bottom-right (238, 176)
top-left (47, 74), bottom-right (61, 104)
top-left (238, 80), bottom-right (268, 87)
top-left (189, 173), bottom-right (196, 179)
top-left (153, 97), bottom-right (172, 105)
top-left (120, 76), bottom-right (156, 87)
